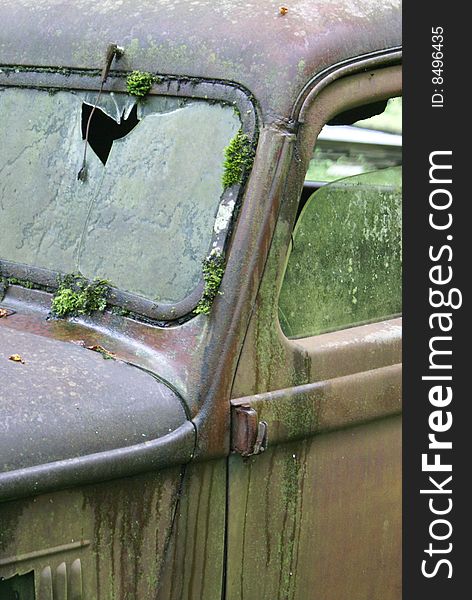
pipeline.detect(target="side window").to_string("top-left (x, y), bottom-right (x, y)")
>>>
top-left (279, 98), bottom-right (402, 338)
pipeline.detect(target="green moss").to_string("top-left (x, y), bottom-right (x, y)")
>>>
top-left (51, 274), bottom-right (109, 318)
top-left (126, 70), bottom-right (157, 98)
top-left (110, 306), bottom-right (131, 318)
top-left (1, 275), bottom-right (55, 297)
top-left (222, 129), bottom-right (254, 189)
top-left (4, 66), bottom-right (76, 76)
top-left (194, 250), bottom-right (225, 315)
top-left (5, 277), bottom-right (53, 292)
top-left (7, 277), bottom-right (34, 289)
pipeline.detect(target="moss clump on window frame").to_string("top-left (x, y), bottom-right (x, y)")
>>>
top-left (194, 250), bottom-right (225, 315)
top-left (51, 274), bottom-right (109, 318)
top-left (222, 129), bottom-right (254, 189)
top-left (126, 71), bottom-right (157, 98)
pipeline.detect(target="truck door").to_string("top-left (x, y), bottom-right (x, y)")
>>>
top-left (226, 67), bottom-right (402, 600)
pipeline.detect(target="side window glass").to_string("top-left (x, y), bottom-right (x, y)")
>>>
top-left (279, 98), bottom-right (402, 339)
top-left (306, 97), bottom-right (402, 183)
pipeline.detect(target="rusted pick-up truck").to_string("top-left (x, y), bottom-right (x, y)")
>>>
top-left (0, 1), bottom-right (402, 598)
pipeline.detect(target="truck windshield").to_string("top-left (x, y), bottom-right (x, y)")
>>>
top-left (0, 87), bottom-right (239, 304)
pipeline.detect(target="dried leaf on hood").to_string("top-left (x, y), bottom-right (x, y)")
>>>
top-left (9, 354), bottom-right (25, 364)
top-left (87, 344), bottom-right (116, 360)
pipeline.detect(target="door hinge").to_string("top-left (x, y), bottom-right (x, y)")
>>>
top-left (231, 404), bottom-right (268, 457)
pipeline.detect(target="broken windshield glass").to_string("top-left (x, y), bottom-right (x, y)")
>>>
top-left (0, 87), bottom-right (239, 304)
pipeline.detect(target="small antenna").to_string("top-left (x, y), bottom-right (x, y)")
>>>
top-left (78, 43), bottom-right (124, 181)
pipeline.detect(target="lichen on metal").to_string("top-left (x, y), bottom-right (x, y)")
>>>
top-left (194, 250), bottom-right (225, 315)
top-left (0, 0), bottom-right (402, 122)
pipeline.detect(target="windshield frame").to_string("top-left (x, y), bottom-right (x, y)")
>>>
top-left (0, 67), bottom-right (258, 322)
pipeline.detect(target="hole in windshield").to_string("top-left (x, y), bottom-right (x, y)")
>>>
top-left (0, 87), bottom-right (241, 305)
top-left (81, 102), bottom-right (140, 165)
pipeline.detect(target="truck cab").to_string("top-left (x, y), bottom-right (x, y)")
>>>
top-left (0, 1), bottom-right (402, 598)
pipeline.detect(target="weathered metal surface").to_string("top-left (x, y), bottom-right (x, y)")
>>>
top-left (0, 459), bottom-right (228, 599)
top-left (0, 325), bottom-right (195, 500)
top-left (301, 318), bottom-right (402, 381)
top-left (226, 65), bottom-right (402, 600)
top-left (0, 62), bottom-right (402, 474)
top-left (157, 458), bottom-right (227, 600)
top-left (0, 62), bottom-right (401, 468)
top-left (231, 363), bottom-right (401, 448)
top-left (231, 405), bottom-right (268, 457)
top-left (0, 286), bottom-right (205, 414)
top-left (0, 326), bottom-right (188, 470)
top-left (232, 69), bottom-right (402, 401)
top-left (0, 469), bottom-right (184, 598)
top-left (193, 65), bottom-right (400, 459)
top-left (231, 405), bottom-right (260, 456)
top-left (0, 120), bottom-right (294, 464)
top-left (227, 416), bottom-right (402, 600)
top-left (191, 125), bottom-right (296, 457)
top-left (0, 421), bottom-right (195, 503)
top-left (0, 2), bottom-right (402, 595)
top-left (0, 0), bottom-right (401, 123)
top-left (294, 52), bottom-right (402, 123)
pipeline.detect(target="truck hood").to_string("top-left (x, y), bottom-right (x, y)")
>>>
top-left (0, 326), bottom-right (195, 500)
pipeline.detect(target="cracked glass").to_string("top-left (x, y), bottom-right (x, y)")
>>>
top-left (0, 87), bottom-right (239, 303)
